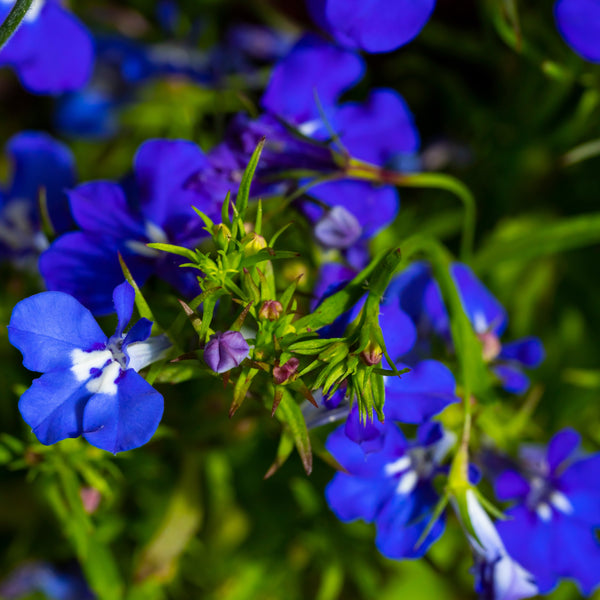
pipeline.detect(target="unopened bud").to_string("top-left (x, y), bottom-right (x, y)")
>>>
top-left (213, 223), bottom-right (231, 249)
top-left (259, 300), bottom-right (283, 321)
top-left (478, 331), bottom-right (501, 362)
top-left (204, 331), bottom-right (250, 373)
top-left (361, 341), bottom-right (383, 366)
top-left (242, 232), bottom-right (267, 256)
top-left (273, 357), bottom-right (300, 384)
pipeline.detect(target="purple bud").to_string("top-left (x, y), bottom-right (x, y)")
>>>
top-left (314, 205), bottom-right (362, 249)
top-left (259, 300), bottom-right (283, 321)
top-left (204, 331), bottom-right (250, 373)
top-left (273, 357), bottom-right (300, 384)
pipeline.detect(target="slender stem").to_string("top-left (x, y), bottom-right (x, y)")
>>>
top-left (0, 0), bottom-right (34, 52)
top-left (346, 162), bottom-right (477, 261)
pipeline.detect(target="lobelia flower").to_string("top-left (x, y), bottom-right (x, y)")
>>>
top-left (326, 421), bottom-right (453, 559)
top-left (204, 331), bottom-right (250, 374)
top-left (461, 489), bottom-right (538, 600)
top-left (39, 139), bottom-right (215, 315)
top-left (0, 0), bottom-right (93, 94)
top-left (8, 281), bottom-right (170, 453)
top-left (407, 262), bottom-right (545, 394)
top-left (0, 131), bottom-right (76, 268)
top-left (494, 429), bottom-right (600, 595)
top-left (306, 0), bottom-right (436, 54)
top-left (554, 0), bottom-right (600, 62)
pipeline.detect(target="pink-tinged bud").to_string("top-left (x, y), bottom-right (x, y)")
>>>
top-left (80, 486), bottom-right (101, 514)
top-left (204, 331), bottom-right (250, 373)
top-left (259, 300), bottom-right (283, 321)
top-left (478, 331), bottom-right (502, 362)
top-left (273, 357), bottom-right (300, 384)
top-left (361, 341), bottom-right (383, 366)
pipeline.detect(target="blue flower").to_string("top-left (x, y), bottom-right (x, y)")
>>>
top-left (495, 429), bottom-right (600, 595)
top-left (260, 35), bottom-right (420, 252)
top-left (306, 0), bottom-right (436, 54)
top-left (415, 262), bottom-right (544, 394)
top-left (39, 139), bottom-right (213, 315)
top-left (0, 131), bottom-right (75, 266)
top-left (554, 0), bottom-right (600, 62)
top-left (0, 561), bottom-right (94, 600)
top-left (325, 421), bottom-right (452, 559)
top-left (0, 0), bottom-right (93, 94)
top-left (8, 281), bottom-right (170, 453)
top-left (462, 489), bottom-right (538, 600)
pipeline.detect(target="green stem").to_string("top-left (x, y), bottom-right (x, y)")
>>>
top-left (0, 0), bottom-right (34, 52)
top-left (346, 163), bottom-right (477, 261)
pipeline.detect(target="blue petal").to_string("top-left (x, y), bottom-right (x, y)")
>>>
top-left (112, 282), bottom-right (135, 337)
top-left (375, 484), bottom-right (445, 558)
top-left (134, 139), bottom-right (209, 235)
top-left (123, 318), bottom-right (153, 349)
top-left (325, 473), bottom-right (390, 523)
top-left (495, 470), bottom-right (530, 501)
top-left (320, 0), bottom-right (436, 53)
top-left (497, 505), bottom-right (557, 594)
top-left (554, 0), bottom-right (600, 62)
top-left (83, 369), bottom-right (164, 453)
top-left (40, 232), bottom-right (154, 315)
top-left (334, 88), bottom-right (420, 165)
top-left (493, 364), bottom-right (530, 394)
top-left (7, 131), bottom-right (76, 233)
top-left (385, 360), bottom-right (459, 423)
top-left (387, 261), bottom-right (432, 325)
top-left (261, 35), bottom-right (365, 125)
top-left (547, 428), bottom-right (580, 473)
top-left (11, 2), bottom-right (94, 94)
top-left (499, 337), bottom-right (545, 368)
top-left (18, 369), bottom-right (91, 445)
top-left (452, 263), bottom-right (508, 335)
top-left (8, 291), bottom-right (106, 373)
top-left (379, 301), bottom-right (417, 364)
top-left (68, 182), bottom-right (145, 240)
top-left (344, 405), bottom-right (385, 454)
top-left (306, 180), bottom-right (399, 239)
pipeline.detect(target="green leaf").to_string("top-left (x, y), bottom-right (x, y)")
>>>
top-left (118, 254), bottom-right (158, 328)
top-left (236, 138), bottom-right (265, 221)
top-left (0, 0), bottom-right (34, 51)
top-left (240, 248), bottom-right (300, 268)
top-left (473, 212), bottom-right (600, 272)
top-left (274, 389), bottom-right (313, 475)
top-left (264, 430), bottom-right (295, 478)
top-left (134, 455), bottom-right (202, 583)
top-left (146, 242), bottom-right (197, 261)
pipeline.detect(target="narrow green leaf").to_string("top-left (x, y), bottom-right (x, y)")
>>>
top-left (264, 430), bottom-right (295, 478)
top-left (275, 389), bottom-right (313, 475)
top-left (236, 138), bottom-right (265, 221)
top-left (240, 248), bottom-right (300, 268)
top-left (146, 242), bottom-right (197, 262)
top-left (0, 0), bottom-right (34, 51)
top-left (118, 254), bottom-right (157, 326)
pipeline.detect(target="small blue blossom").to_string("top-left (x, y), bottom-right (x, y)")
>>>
top-left (0, 0), bottom-right (93, 94)
top-left (306, 0), bottom-right (436, 54)
top-left (401, 262), bottom-right (545, 393)
top-left (8, 281), bottom-right (170, 453)
top-left (462, 489), bottom-right (538, 600)
top-left (39, 139), bottom-right (214, 315)
top-left (0, 131), bottom-right (75, 267)
top-left (495, 429), bottom-right (600, 595)
top-left (554, 0), bottom-right (600, 62)
top-left (326, 422), bottom-right (452, 559)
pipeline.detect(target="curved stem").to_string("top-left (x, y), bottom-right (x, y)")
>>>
top-left (0, 0), bottom-right (34, 52)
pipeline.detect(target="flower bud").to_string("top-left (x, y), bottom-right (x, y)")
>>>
top-left (204, 331), bottom-right (250, 373)
top-left (361, 341), bottom-right (383, 366)
top-left (213, 223), bottom-right (231, 249)
top-left (314, 205), bottom-right (362, 249)
top-left (242, 232), bottom-right (267, 256)
top-left (273, 357), bottom-right (300, 384)
top-left (259, 300), bottom-right (283, 321)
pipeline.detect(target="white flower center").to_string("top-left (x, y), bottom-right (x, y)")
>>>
top-left (70, 348), bottom-right (120, 396)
